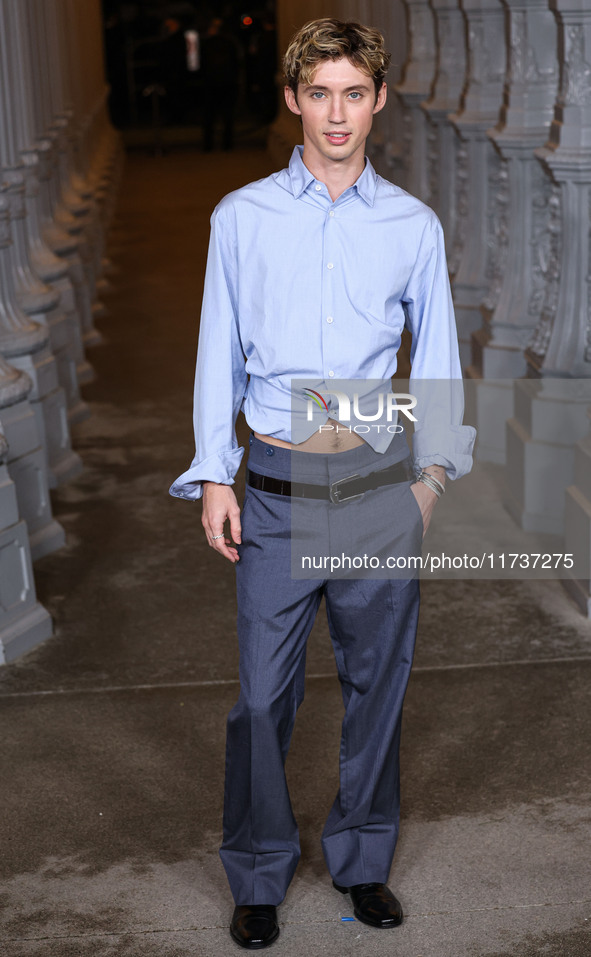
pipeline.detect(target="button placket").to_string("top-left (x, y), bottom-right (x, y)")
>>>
top-left (322, 202), bottom-right (336, 380)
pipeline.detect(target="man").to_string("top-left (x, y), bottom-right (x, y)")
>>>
top-left (170, 18), bottom-right (475, 950)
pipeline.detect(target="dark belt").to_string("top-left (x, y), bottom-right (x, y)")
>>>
top-left (246, 459), bottom-right (412, 505)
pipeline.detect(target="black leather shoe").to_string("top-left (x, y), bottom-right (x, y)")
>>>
top-left (230, 904), bottom-right (280, 949)
top-left (333, 880), bottom-right (403, 928)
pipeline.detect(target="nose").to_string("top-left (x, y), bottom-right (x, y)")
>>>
top-left (328, 96), bottom-right (345, 124)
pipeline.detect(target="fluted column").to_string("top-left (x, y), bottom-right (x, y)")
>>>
top-left (32, 0), bottom-right (85, 239)
top-left (421, 0), bottom-right (468, 257)
top-left (0, 0), bottom-right (124, 662)
top-left (449, 0), bottom-right (506, 366)
top-left (0, 0), bottom-right (82, 490)
top-left (529, 0), bottom-right (591, 377)
top-left (0, 342), bottom-right (64, 565)
top-left (474, 0), bottom-right (559, 376)
top-left (0, 180), bottom-right (74, 526)
top-left (26, 0), bottom-right (102, 355)
top-left (3, 0), bottom-right (89, 426)
top-left (464, 0), bottom-right (559, 462)
top-left (0, 361), bottom-right (53, 662)
top-left (394, 0), bottom-right (437, 201)
top-left (505, 0), bottom-right (591, 536)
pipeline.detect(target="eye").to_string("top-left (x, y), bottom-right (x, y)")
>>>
top-left (311, 91), bottom-right (325, 99)
top-left (349, 91), bottom-right (362, 100)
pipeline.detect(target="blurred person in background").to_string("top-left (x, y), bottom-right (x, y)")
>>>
top-left (245, 14), bottom-right (278, 124)
top-left (200, 16), bottom-right (241, 151)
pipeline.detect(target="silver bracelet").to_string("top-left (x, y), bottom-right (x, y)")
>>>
top-left (415, 469), bottom-right (445, 498)
top-left (424, 471), bottom-right (445, 495)
top-left (416, 476), bottom-right (442, 498)
top-left (416, 468), bottom-right (446, 494)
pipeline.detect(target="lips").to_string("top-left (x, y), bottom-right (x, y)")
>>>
top-left (324, 132), bottom-right (351, 144)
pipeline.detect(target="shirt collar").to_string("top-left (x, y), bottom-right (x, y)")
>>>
top-left (287, 144), bottom-right (378, 207)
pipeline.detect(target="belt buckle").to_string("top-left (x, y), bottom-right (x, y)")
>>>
top-left (329, 472), bottom-right (363, 505)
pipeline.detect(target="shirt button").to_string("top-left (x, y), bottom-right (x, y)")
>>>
top-left (328, 370), bottom-right (335, 377)
top-left (326, 316), bottom-right (334, 323)
top-left (329, 210), bottom-right (335, 217)
top-left (327, 262), bottom-right (334, 269)
top-left (266, 446), bottom-right (275, 456)
top-left (315, 184), bottom-right (322, 191)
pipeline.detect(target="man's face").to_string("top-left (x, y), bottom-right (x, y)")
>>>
top-left (284, 57), bottom-right (387, 168)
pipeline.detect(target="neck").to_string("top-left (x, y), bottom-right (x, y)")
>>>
top-left (301, 146), bottom-right (366, 202)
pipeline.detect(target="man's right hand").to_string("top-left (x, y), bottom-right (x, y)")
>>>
top-left (201, 481), bottom-right (242, 563)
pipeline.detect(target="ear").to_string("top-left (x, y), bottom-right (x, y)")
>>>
top-left (284, 85), bottom-right (302, 116)
top-left (372, 81), bottom-right (387, 115)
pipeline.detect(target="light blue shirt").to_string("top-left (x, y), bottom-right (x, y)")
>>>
top-left (170, 145), bottom-right (476, 501)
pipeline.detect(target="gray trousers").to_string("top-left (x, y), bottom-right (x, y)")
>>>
top-left (219, 432), bottom-right (422, 905)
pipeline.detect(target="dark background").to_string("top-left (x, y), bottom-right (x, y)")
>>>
top-left (102, 0), bottom-right (278, 139)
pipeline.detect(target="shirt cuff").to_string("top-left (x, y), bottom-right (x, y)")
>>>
top-left (169, 447), bottom-right (245, 501)
top-left (412, 424), bottom-right (477, 481)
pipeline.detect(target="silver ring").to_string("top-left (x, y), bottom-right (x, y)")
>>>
top-left (211, 533), bottom-right (224, 541)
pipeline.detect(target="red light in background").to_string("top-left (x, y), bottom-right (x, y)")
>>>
top-left (242, 15), bottom-right (253, 26)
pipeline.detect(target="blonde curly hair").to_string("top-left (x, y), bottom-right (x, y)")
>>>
top-left (283, 18), bottom-right (390, 102)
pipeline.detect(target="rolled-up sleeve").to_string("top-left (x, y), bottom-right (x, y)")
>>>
top-left (402, 212), bottom-right (476, 480)
top-left (169, 200), bottom-right (247, 501)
